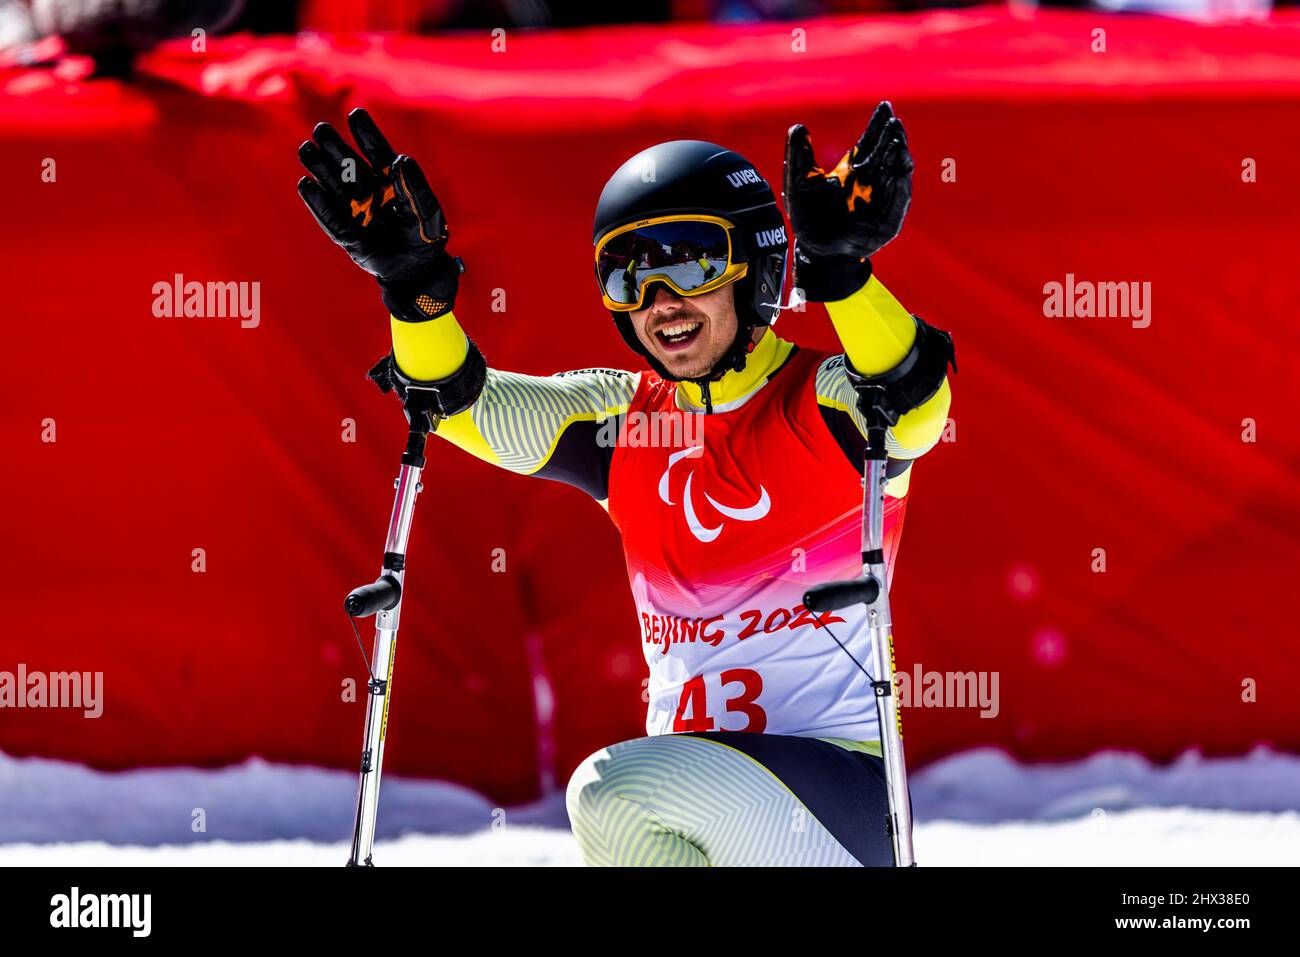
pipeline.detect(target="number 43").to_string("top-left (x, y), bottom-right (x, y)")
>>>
top-left (672, 669), bottom-right (766, 733)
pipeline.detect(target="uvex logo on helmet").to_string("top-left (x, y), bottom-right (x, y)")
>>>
top-left (726, 168), bottom-right (765, 188)
top-left (755, 226), bottom-right (787, 250)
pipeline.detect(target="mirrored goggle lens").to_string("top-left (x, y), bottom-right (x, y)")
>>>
top-left (597, 220), bottom-right (733, 306)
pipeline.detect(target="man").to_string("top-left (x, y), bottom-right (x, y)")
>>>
top-left (298, 103), bottom-right (954, 866)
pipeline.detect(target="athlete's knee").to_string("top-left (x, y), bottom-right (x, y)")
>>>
top-left (565, 746), bottom-right (620, 831)
top-left (564, 741), bottom-right (655, 863)
top-left (565, 738), bottom-right (705, 867)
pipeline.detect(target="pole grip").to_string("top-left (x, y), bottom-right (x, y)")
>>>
top-left (344, 575), bottom-right (402, 617)
top-left (803, 577), bottom-right (879, 613)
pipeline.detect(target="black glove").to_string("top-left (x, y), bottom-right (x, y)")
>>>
top-left (783, 101), bottom-right (914, 303)
top-left (297, 108), bottom-right (462, 322)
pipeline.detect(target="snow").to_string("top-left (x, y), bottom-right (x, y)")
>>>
top-left (1, 746), bottom-right (1296, 866)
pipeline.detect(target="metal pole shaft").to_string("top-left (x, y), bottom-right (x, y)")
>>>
top-left (862, 448), bottom-right (916, 867)
top-left (347, 461), bottom-right (423, 866)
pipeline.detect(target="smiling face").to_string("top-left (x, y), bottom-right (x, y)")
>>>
top-left (628, 283), bottom-right (744, 381)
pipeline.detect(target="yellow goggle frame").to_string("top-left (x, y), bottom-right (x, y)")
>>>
top-left (594, 213), bottom-right (749, 312)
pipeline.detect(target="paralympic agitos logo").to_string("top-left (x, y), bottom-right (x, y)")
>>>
top-left (658, 445), bottom-right (771, 543)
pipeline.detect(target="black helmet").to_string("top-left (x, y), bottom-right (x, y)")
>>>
top-left (593, 140), bottom-right (789, 382)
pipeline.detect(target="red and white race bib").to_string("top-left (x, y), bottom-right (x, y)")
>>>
top-left (609, 348), bottom-right (907, 741)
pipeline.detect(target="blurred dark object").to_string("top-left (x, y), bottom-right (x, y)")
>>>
top-left (293, 0), bottom-right (990, 31)
top-left (297, 0), bottom-right (670, 30)
top-left (228, 0), bottom-right (298, 34)
top-left (672, 0), bottom-right (985, 20)
top-left (0, 0), bottom-right (245, 74)
top-left (675, 0), bottom-right (888, 20)
top-left (449, 0), bottom-right (672, 26)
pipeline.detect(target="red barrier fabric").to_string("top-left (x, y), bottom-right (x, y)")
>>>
top-left (3, 10), bottom-right (1297, 803)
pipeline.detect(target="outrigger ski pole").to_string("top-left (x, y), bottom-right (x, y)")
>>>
top-left (341, 355), bottom-right (450, 867)
top-left (803, 400), bottom-right (916, 867)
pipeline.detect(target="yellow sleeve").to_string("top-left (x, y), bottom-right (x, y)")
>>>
top-left (387, 310), bottom-right (495, 462)
top-left (390, 312), bottom-right (469, 381)
top-left (824, 274), bottom-right (917, 375)
top-left (822, 275), bottom-right (951, 458)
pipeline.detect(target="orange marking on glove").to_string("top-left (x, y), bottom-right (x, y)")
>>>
top-left (847, 179), bottom-right (873, 211)
top-left (830, 150), bottom-right (853, 186)
top-left (398, 167), bottom-right (433, 245)
top-left (350, 184), bottom-right (397, 228)
top-left (351, 196), bottom-right (374, 227)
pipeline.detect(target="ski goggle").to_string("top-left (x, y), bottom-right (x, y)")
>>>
top-left (594, 214), bottom-right (748, 312)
